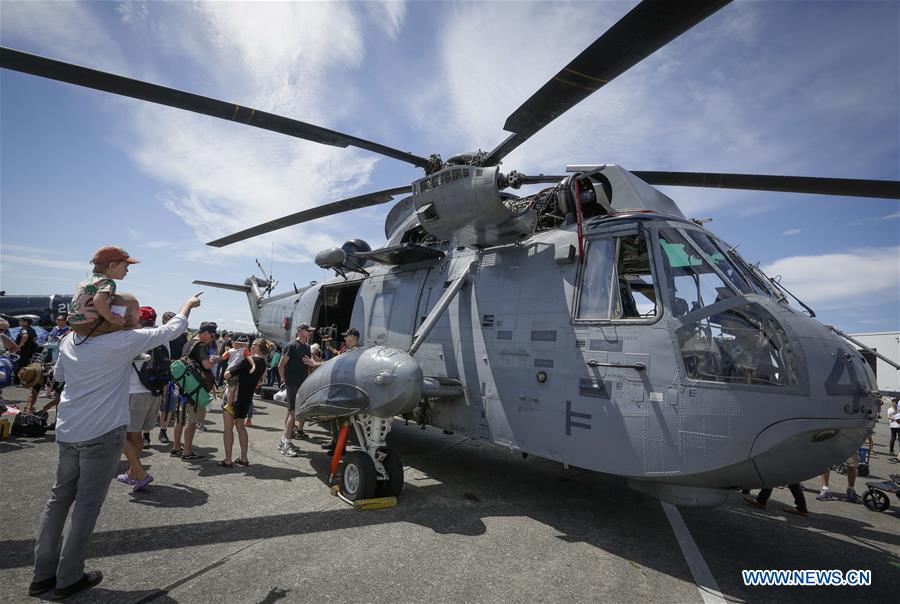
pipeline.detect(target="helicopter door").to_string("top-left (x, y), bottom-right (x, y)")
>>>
top-left (311, 280), bottom-right (362, 343)
top-left (357, 268), bottom-right (431, 349)
top-left (574, 228), bottom-right (659, 322)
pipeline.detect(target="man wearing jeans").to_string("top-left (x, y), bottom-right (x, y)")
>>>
top-left (29, 293), bottom-right (201, 600)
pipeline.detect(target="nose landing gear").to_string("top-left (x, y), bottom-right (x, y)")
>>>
top-left (333, 414), bottom-right (405, 502)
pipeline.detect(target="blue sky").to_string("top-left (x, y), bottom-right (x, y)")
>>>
top-left (1, 1), bottom-right (898, 333)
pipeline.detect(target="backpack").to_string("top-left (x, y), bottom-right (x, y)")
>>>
top-left (169, 340), bottom-right (214, 408)
top-left (132, 345), bottom-right (171, 396)
top-left (12, 411), bottom-right (48, 437)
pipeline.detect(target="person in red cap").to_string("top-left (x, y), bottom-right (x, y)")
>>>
top-left (68, 245), bottom-right (140, 338)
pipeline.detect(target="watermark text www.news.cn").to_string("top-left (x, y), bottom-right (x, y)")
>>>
top-left (742, 569), bottom-right (871, 587)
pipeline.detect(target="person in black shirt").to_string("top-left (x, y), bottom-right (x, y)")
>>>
top-left (172, 322), bottom-right (220, 460)
top-left (219, 338), bottom-right (269, 467)
top-left (15, 317), bottom-right (39, 381)
top-left (157, 312), bottom-right (187, 445)
top-left (164, 311), bottom-right (188, 359)
top-left (277, 323), bottom-right (314, 456)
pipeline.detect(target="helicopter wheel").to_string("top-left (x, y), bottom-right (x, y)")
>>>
top-left (862, 489), bottom-right (889, 512)
top-left (374, 448), bottom-right (404, 497)
top-left (340, 451), bottom-right (377, 501)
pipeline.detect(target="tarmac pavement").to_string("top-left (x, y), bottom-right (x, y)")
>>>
top-left (1, 386), bottom-right (897, 603)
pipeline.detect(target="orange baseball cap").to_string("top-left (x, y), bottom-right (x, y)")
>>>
top-left (92, 245), bottom-right (140, 265)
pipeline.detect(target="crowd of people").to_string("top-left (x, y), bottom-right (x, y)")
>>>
top-left (1, 245), bottom-right (359, 600)
top-left (2, 244), bottom-right (897, 600)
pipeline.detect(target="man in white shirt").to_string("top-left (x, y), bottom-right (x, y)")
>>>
top-left (117, 302), bottom-right (165, 491)
top-left (29, 293), bottom-right (202, 600)
top-left (888, 398), bottom-right (899, 457)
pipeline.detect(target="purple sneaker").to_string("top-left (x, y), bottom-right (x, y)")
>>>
top-left (132, 474), bottom-right (154, 492)
top-left (116, 473), bottom-right (136, 485)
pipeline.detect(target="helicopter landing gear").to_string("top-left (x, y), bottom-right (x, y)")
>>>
top-left (339, 451), bottom-right (377, 500)
top-left (337, 414), bottom-right (404, 500)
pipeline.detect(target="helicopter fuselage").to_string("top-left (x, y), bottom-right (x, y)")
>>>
top-left (246, 189), bottom-right (877, 506)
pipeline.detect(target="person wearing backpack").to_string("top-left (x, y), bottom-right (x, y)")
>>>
top-left (117, 306), bottom-right (168, 491)
top-left (171, 322), bottom-right (220, 460)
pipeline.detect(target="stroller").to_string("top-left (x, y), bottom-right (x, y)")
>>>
top-left (862, 474), bottom-right (900, 513)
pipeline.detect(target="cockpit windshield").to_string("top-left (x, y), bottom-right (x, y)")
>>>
top-left (655, 226), bottom-right (798, 386)
top-left (683, 231), bottom-right (756, 294)
top-left (657, 228), bottom-right (737, 316)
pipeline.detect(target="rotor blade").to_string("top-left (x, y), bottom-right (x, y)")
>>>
top-left (483, 0), bottom-right (731, 165)
top-left (632, 171), bottom-right (900, 199)
top-left (207, 185), bottom-right (412, 247)
top-left (191, 280), bottom-right (251, 293)
top-left (0, 47), bottom-right (433, 171)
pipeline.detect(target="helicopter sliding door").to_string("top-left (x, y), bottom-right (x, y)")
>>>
top-left (567, 223), bottom-right (677, 476)
top-left (311, 280), bottom-right (362, 343)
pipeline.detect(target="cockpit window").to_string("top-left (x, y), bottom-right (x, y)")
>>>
top-left (658, 228), bottom-right (736, 317)
top-left (577, 238), bottom-right (618, 320)
top-left (576, 233), bottom-right (657, 321)
top-left (675, 302), bottom-right (799, 387)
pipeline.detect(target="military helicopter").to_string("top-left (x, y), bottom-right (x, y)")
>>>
top-left (3, 0), bottom-right (897, 505)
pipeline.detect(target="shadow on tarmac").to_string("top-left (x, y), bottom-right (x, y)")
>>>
top-left (29, 587), bottom-right (179, 604)
top-left (128, 483), bottom-right (209, 508)
top-left (0, 434), bottom-right (55, 453)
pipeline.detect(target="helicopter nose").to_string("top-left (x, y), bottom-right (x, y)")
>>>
top-left (748, 314), bottom-right (878, 485)
top-left (750, 418), bottom-right (870, 486)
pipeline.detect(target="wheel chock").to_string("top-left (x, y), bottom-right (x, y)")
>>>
top-left (330, 485), bottom-right (397, 510)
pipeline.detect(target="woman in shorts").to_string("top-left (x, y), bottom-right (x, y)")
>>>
top-left (219, 338), bottom-right (268, 468)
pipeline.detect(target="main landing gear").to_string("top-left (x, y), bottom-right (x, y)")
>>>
top-left (331, 414), bottom-right (404, 501)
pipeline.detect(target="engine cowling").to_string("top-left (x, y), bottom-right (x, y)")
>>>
top-left (411, 165), bottom-right (536, 247)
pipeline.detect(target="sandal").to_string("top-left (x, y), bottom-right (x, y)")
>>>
top-left (170, 449), bottom-right (183, 457)
top-left (181, 452), bottom-right (204, 461)
top-left (235, 459), bottom-right (250, 466)
top-left (217, 460), bottom-right (234, 468)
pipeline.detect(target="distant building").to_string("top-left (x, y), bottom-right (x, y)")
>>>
top-left (849, 331), bottom-right (900, 394)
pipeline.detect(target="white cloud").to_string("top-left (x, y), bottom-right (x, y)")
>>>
top-left (114, 2), bottom-right (384, 263)
top-left (1, 254), bottom-right (89, 272)
top-left (1, 243), bottom-right (61, 257)
top-left (116, 0), bottom-right (149, 24)
top-left (365, 1), bottom-right (406, 40)
top-left (884, 212), bottom-right (900, 220)
top-left (782, 228), bottom-right (801, 236)
top-left (0, 1), bottom-right (123, 72)
top-left (762, 247), bottom-right (900, 306)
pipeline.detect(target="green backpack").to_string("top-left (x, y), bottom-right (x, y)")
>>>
top-left (170, 344), bottom-right (214, 409)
